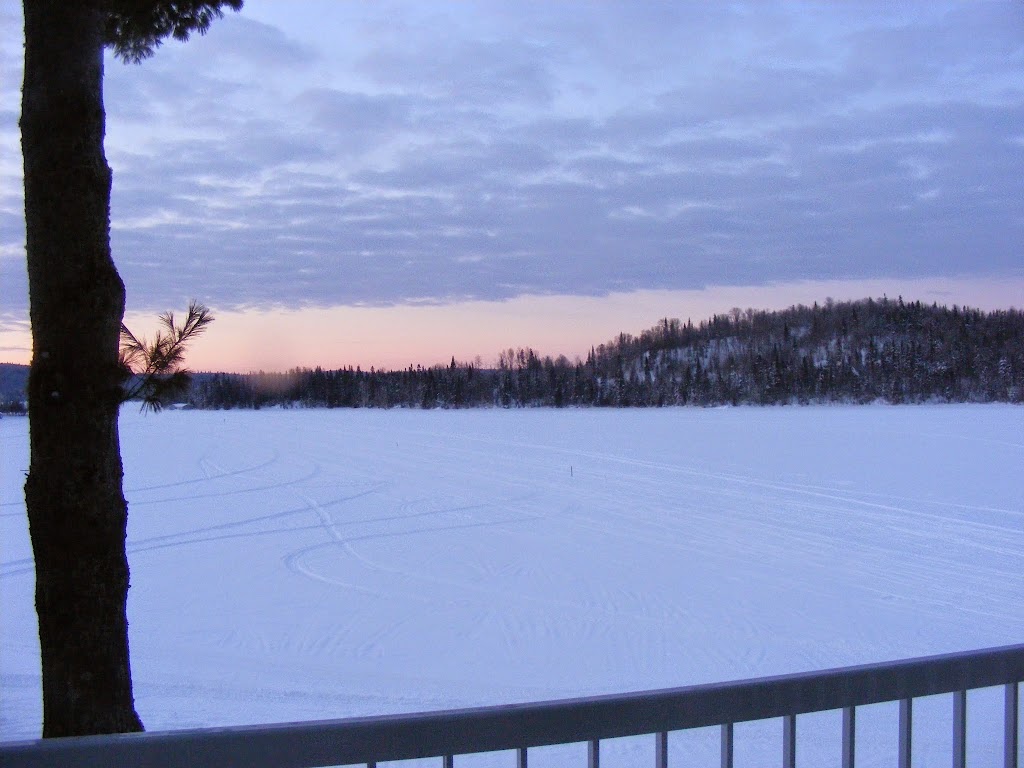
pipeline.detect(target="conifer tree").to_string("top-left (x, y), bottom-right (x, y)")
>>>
top-left (21, 0), bottom-right (241, 737)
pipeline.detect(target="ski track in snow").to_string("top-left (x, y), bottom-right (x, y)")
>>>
top-left (2, 405), bottom-right (1022, 766)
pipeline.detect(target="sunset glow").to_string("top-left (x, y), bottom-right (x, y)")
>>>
top-left (121, 276), bottom-right (1024, 373)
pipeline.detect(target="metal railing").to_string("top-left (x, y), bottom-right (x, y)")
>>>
top-left (2, 643), bottom-right (1022, 768)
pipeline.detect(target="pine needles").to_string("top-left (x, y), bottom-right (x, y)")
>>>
top-left (120, 301), bottom-right (213, 412)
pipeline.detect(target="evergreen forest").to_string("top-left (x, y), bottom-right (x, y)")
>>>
top-left (185, 297), bottom-right (1023, 410)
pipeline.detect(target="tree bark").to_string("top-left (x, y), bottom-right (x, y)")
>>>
top-left (21, 0), bottom-right (143, 737)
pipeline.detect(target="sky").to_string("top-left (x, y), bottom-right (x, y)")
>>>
top-left (1, 1), bottom-right (1022, 372)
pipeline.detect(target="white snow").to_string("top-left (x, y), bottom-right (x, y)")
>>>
top-left (2, 405), bottom-right (1022, 765)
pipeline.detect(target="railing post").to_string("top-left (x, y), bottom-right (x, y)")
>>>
top-left (953, 690), bottom-right (967, 768)
top-left (517, 747), bottom-right (528, 768)
top-left (655, 731), bottom-right (668, 768)
top-left (721, 723), bottom-right (734, 768)
top-left (1008, 682), bottom-right (1019, 768)
top-left (841, 706), bottom-right (855, 768)
top-left (898, 698), bottom-right (912, 768)
top-left (783, 714), bottom-right (796, 768)
top-left (588, 738), bottom-right (599, 768)
top-left (443, 755), bottom-right (453, 768)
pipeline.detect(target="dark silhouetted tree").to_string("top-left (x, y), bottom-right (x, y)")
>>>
top-left (21, 0), bottom-right (240, 737)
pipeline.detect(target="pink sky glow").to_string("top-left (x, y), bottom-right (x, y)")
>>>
top-left (59, 276), bottom-right (1024, 373)
top-left (1, 276), bottom-right (1021, 374)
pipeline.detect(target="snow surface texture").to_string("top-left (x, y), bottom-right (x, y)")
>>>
top-left (2, 405), bottom-right (1022, 766)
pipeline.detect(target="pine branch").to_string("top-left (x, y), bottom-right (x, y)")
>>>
top-left (105, 1), bottom-right (244, 64)
top-left (120, 301), bottom-right (213, 412)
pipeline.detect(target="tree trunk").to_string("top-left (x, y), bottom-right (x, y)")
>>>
top-left (21, 0), bottom-right (143, 737)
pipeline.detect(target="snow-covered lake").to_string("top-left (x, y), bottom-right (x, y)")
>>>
top-left (2, 405), bottom-right (1022, 765)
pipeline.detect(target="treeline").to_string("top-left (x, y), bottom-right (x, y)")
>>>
top-left (186, 297), bottom-right (1023, 409)
top-left (0, 363), bottom-right (28, 414)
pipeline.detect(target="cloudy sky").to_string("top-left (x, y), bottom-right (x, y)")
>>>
top-left (1, 1), bottom-right (1022, 371)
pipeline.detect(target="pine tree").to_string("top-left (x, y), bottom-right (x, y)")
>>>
top-left (21, 0), bottom-right (241, 737)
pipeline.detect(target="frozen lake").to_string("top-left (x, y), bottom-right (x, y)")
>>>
top-left (2, 405), bottom-right (1022, 765)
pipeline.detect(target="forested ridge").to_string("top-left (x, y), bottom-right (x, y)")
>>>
top-left (186, 297), bottom-right (1023, 409)
top-left (3, 296), bottom-right (1020, 413)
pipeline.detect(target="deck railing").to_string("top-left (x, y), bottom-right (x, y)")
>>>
top-left (2, 643), bottom-right (1022, 768)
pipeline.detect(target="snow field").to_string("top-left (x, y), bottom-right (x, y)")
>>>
top-left (1, 405), bottom-right (1022, 766)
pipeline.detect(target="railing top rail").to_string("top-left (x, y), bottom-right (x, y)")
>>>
top-left (3, 642), bottom-right (1023, 768)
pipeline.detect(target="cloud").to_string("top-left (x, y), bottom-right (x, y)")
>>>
top-left (358, 37), bottom-right (557, 107)
top-left (1, 0), bottom-right (1022, 320)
